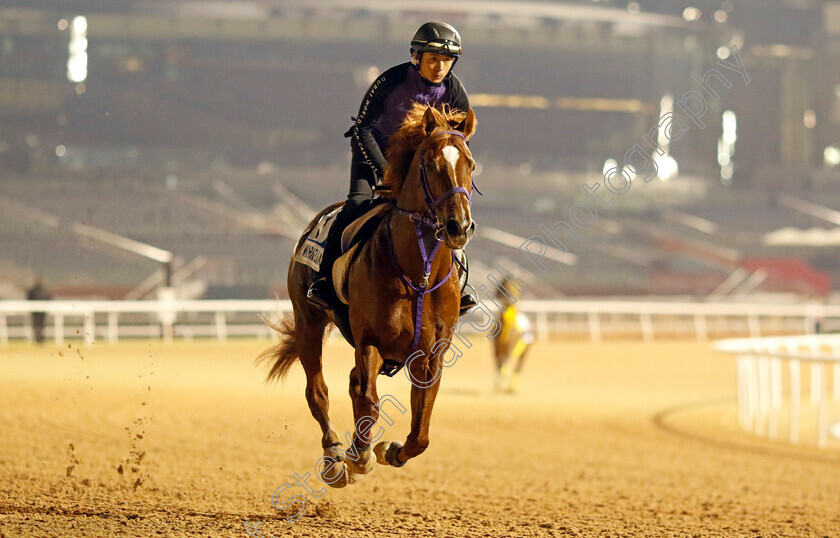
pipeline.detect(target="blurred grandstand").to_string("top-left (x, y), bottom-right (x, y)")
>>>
top-left (1, 0), bottom-right (839, 301)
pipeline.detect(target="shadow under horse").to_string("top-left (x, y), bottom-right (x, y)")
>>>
top-left (260, 104), bottom-right (478, 487)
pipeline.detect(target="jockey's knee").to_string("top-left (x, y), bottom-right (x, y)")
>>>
top-left (345, 195), bottom-right (369, 214)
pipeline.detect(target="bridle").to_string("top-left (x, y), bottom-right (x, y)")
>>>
top-left (394, 130), bottom-right (482, 234)
top-left (381, 129), bottom-right (482, 376)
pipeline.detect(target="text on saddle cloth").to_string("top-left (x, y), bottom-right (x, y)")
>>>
top-left (294, 203), bottom-right (391, 272)
top-left (293, 207), bottom-right (341, 271)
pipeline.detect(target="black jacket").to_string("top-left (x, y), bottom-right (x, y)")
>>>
top-left (348, 62), bottom-right (469, 177)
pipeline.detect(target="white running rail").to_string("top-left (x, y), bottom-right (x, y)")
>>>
top-left (0, 300), bottom-right (288, 346)
top-left (714, 335), bottom-right (840, 448)
top-left (1, 298), bottom-right (838, 347)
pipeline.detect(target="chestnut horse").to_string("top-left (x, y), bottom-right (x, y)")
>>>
top-left (492, 276), bottom-right (533, 393)
top-left (260, 104), bottom-right (477, 486)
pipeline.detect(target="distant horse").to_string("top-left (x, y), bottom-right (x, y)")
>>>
top-left (260, 104), bottom-right (477, 486)
top-left (492, 276), bottom-right (533, 393)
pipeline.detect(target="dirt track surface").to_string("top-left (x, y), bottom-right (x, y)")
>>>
top-left (2, 338), bottom-right (839, 537)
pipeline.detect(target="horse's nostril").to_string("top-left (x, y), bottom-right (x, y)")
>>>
top-left (467, 221), bottom-right (476, 234)
top-left (446, 219), bottom-right (461, 237)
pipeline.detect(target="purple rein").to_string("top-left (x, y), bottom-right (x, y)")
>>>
top-left (383, 130), bottom-right (482, 375)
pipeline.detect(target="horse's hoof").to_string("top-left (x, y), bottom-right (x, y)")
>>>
top-left (346, 450), bottom-right (374, 476)
top-left (319, 457), bottom-right (350, 488)
top-left (506, 374), bottom-right (521, 394)
top-left (373, 442), bottom-right (390, 465)
top-left (374, 441), bottom-right (405, 467)
top-left (493, 374), bottom-right (505, 393)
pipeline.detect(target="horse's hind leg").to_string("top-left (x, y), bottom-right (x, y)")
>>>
top-left (297, 322), bottom-right (337, 448)
top-left (295, 310), bottom-right (349, 487)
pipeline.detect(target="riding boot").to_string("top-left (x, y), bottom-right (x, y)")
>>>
top-left (306, 277), bottom-right (333, 310)
top-left (455, 249), bottom-right (478, 316)
top-left (459, 285), bottom-right (478, 316)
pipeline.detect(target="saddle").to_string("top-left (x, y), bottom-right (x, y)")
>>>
top-left (292, 198), bottom-right (390, 351)
top-left (294, 199), bottom-right (391, 303)
top-left (333, 202), bottom-right (391, 305)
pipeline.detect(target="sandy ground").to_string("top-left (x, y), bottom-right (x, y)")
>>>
top-left (1, 337), bottom-right (839, 537)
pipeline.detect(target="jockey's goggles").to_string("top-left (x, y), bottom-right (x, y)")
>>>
top-left (417, 40), bottom-right (462, 57)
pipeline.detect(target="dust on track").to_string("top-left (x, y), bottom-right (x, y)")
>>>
top-left (1, 339), bottom-right (839, 537)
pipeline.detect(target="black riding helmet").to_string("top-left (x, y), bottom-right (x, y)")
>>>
top-left (410, 21), bottom-right (462, 62)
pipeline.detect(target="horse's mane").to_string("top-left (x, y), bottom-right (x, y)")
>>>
top-left (381, 103), bottom-right (468, 200)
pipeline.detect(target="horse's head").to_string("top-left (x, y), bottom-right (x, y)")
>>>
top-left (417, 106), bottom-right (478, 250)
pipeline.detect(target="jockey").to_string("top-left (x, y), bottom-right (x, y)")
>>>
top-left (307, 21), bottom-right (478, 314)
top-left (501, 304), bottom-right (534, 359)
top-left (495, 298), bottom-right (534, 393)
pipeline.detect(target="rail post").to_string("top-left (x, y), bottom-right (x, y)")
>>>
top-left (0, 314), bottom-right (8, 348)
top-left (640, 312), bottom-right (654, 343)
top-left (694, 313), bottom-right (708, 341)
top-left (536, 311), bottom-right (549, 342)
top-left (587, 312), bottom-right (602, 343)
top-left (215, 311), bottom-right (228, 342)
top-left (108, 312), bottom-right (118, 344)
top-left (54, 313), bottom-right (64, 346)
top-left (84, 312), bottom-right (95, 345)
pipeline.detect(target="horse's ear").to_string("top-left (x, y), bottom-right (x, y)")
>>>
top-left (455, 107), bottom-right (477, 140)
top-left (421, 107), bottom-right (438, 136)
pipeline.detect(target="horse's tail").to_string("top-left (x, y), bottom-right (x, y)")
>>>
top-left (258, 315), bottom-right (299, 383)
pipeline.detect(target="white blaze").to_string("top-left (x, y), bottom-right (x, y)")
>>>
top-left (442, 145), bottom-right (460, 182)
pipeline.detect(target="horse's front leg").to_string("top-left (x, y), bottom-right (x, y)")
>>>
top-left (343, 344), bottom-right (383, 477)
top-left (508, 342), bottom-right (532, 393)
top-left (495, 352), bottom-right (512, 392)
top-left (375, 351), bottom-right (441, 467)
top-left (493, 340), bottom-right (505, 370)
